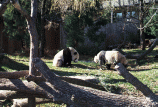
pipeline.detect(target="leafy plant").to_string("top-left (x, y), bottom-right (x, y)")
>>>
top-left (3, 1), bottom-right (31, 47)
top-left (64, 11), bottom-right (84, 48)
top-left (144, 5), bottom-right (158, 38)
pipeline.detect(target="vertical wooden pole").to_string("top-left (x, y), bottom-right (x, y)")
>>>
top-left (139, 0), bottom-right (145, 50)
top-left (111, 8), bottom-right (113, 23)
top-left (28, 97), bottom-right (36, 107)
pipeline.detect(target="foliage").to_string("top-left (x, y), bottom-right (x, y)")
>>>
top-left (126, 32), bottom-right (140, 44)
top-left (1, 99), bottom-right (13, 107)
top-left (84, 7), bottom-right (110, 51)
top-left (85, 25), bottom-right (106, 44)
top-left (77, 45), bottom-right (100, 56)
top-left (144, 5), bottom-right (158, 38)
top-left (64, 10), bottom-right (94, 47)
top-left (3, 1), bottom-right (31, 47)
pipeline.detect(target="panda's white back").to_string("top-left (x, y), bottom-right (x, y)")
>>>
top-left (53, 49), bottom-right (64, 67)
top-left (105, 51), bottom-right (119, 64)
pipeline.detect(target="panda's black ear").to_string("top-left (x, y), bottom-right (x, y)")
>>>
top-left (74, 52), bottom-right (77, 55)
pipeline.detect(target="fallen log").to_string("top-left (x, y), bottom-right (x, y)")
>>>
top-left (0, 79), bottom-right (51, 99)
top-left (115, 63), bottom-right (158, 102)
top-left (31, 58), bottom-right (157, 106)
top-left (0, 70), bottom-right (105, 91)
top-left (0, 90), bottom-right (46, 100)
top-left (0, 70), bottom-right (29, 79)
top-left (0, 58), bottom-right (157, 106)
top-left (0, 78), bottom-right (155, 107)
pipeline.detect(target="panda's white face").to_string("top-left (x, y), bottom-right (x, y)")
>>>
top-left (73, 51), bottom-right (79, 62)
top-left (94, 55), bottom-right (99, 63)
top-left (69, 47), bottom-right (79, 62)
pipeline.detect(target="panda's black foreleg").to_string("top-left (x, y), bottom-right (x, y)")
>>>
top-left (123, 64), bottom-right (128, 68)
top-left (106, 64), bottom-right (111, 70)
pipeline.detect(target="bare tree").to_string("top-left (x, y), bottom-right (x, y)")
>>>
top-left (11, 0), bottom-right (39, 106)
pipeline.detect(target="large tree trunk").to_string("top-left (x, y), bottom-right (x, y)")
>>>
top-left (0, 0), bottom-right (10, 52)
top-left (39, 0), bottom-right (46, 57)
top-left (139, 0), bottom-right (145, 50)
top-left (12, 0), bottom-right (39, 106)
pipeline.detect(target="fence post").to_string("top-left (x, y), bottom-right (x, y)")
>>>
top-left (28, 97), bottom-right (35, 107)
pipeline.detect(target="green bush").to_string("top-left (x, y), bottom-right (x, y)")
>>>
top-left (77, 45), bottom-right (100, 56)
top-left (126, 32), bottom-right (140, 44)
top-left (64, 11), bottom-right (85, 48)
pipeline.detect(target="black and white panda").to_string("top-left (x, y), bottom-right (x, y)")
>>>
top-left (53, 47), bottom-right (79, 67)
top-left (94, 50), bottom-right (128, 70)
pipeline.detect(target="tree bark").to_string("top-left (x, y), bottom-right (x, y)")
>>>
top-left (0, 70), bottom-right (29, 79)
top-left (39, 0), bottom-right (46, 57)
top-left (12, 1), bottom-right (39, 105)
top-left (139, 0), bottom-right (145, 50)
top-left (115, 63), bottom-right (156, 98)
top-left (0, 90), bottom-right (46, 100)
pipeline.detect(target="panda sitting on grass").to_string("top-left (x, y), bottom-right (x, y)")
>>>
top-left (53, 47), bottom-right (79, 67)
top-left (94, 50), bottom-right (128, 70)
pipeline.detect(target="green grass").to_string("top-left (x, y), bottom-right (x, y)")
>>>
top-left (0, 48), bottom-right (158, 106)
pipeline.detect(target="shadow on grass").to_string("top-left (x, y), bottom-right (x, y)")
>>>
top-left (73, 64), bottom-right (96, 70)
top-left (0, 66), bottom-right (5, 71)
top-left (0, 56), bottom-right (29, 72)
top-left (104, 79), bottom-right (127, 84)
top-left (129, 69), bottom-right (151, 72)
top-left (50, 69), bottom-right (85, 76)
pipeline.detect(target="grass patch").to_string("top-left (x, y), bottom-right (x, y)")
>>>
top-left (0, 48), bottom-right (158, 106)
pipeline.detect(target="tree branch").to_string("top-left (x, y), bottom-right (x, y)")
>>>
top-left (143, 9), bottom-right (158, 29)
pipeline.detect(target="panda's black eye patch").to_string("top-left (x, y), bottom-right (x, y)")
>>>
top-left (74, 52), bottom-right (77, 55)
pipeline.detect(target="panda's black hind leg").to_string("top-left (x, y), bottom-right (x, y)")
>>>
top-left (67, 61), bottom-right (72, 66)
top-left (106, 64), bottom-right (111, 70)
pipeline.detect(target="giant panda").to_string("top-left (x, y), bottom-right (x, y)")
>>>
top-left (94, 50), bottom-right (128, 70)
top-left (53, 47), bottom-right (79, 67)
